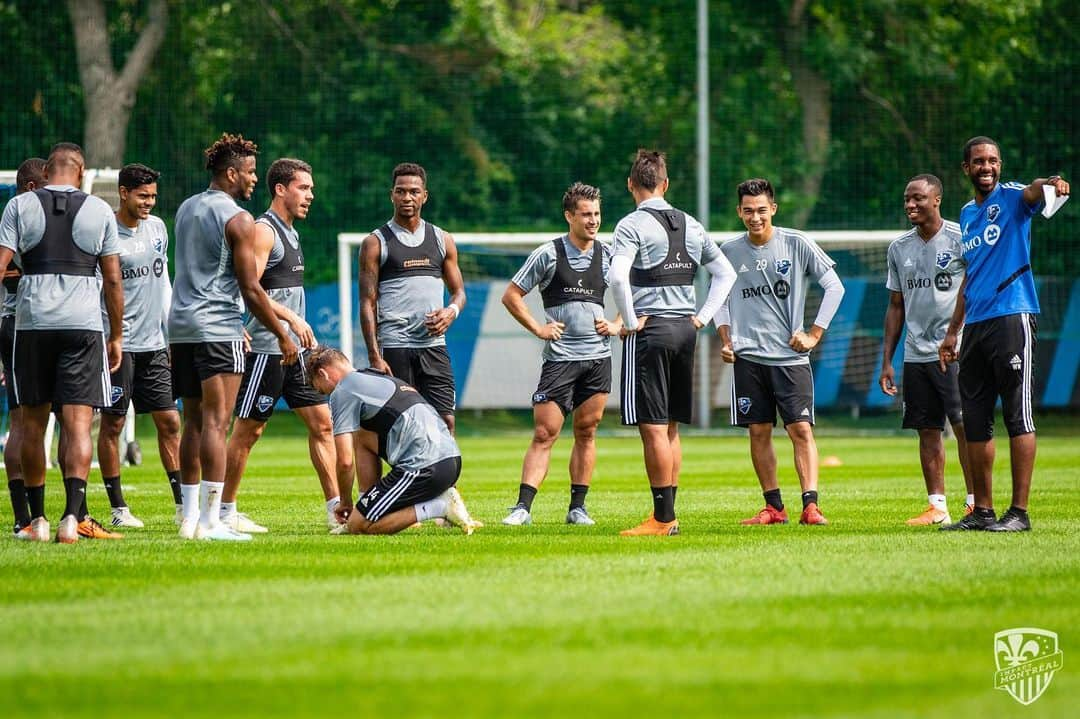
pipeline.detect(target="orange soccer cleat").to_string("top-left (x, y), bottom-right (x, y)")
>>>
top-left (620, 516), bottom-right (680, 536)
top-left (740, 505), bottom-right (790, 525)
top-left (799, 502), bottom-right (829, 526)
top-left (77, 516), bottom-right (124, 540)
top-left (905, 505), bottom-right (951, 526)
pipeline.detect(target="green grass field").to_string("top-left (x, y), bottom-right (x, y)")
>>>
top-left (2, 415), bottom-right (1077, 718)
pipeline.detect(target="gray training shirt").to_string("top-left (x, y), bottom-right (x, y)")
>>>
top-left (611, 197), bottom-right (722, 317)
top-left (246, 211), bottom-right (306, 355)
top-left (720, 227), bottom-right (836, 366)
top-left (0, 185), bottom-right (120, 331)
top-left (886, 221), bottom-right (966, 363)
top-left (329, 370), bottom-right (461, 472)
top-left (375, 219), bottom-right (447, 349)
top-left (168, 189), bottom-right (246, 343)
top-left (109, 215), bottom-right (170, 352)
top-left (510, 236), bottom-right (612, 362)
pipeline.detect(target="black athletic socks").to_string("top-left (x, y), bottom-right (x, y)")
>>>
top-left (103, 475), bottom-right (125, 509)
top-left (801, 491), bottom-right (818, 509)
top-left (516, 484), bottom-right (538, 511)
top-left (166, 470), bottom-right (182, 504)
top-left (8, 479), bottom-right (30, 527)
top-left (765, 489), bottom-right (784, 511)
top-left (62, 477), bottom-right (88, 520)
top-left (26, 484), bottom-right (45, 520)
top-left (569, 483), bottom-right (589, 510)
top-left (652, 486), bottom-right (675, 523)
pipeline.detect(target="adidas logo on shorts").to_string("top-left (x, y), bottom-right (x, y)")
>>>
top-left (1009, 354), bottom-right (1022, 371)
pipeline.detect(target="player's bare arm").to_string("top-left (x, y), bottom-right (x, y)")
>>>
top-left (100, 253), bottom-right (124, 373)
top-left (425, 231), bottom-right (466, 336)
top-left (358, 233), bottom-right (389, 374)
top-left (1022, 175), bottom-right (1070, 208)
top-left (229, 211), bottom-right (298, 365)
top-left (501, 282), bottom-right (564, 341)
top-left (938, 275), bottom-right (966, 372)
top-left (332, 432), bottom-right (355, 523)
top-left (879, 290), bottom-right (906, 395)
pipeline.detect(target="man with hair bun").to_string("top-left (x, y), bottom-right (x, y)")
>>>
top-left (500, 182), bottom-right (620, 527)
top-left (168, 133), bottom-right (300, 541)
top-left (94, 163), bottom-right (182, 530)
top-left (609, 149), bottom-right (737, 536)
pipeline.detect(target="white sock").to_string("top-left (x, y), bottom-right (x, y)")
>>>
top-left (199, 481), bottom-right (225, 527)
top-left (181, 484), bottom-right (200, 521)
top-left (220, 501), bottom-right (237, 518)
top-left (326, 496), bottom-right (341, 512)
top-left (414, 497), bottom-right (448, 522)
top-left (966, 493), bottom-right (975, 507)
top-left (928, 494), bottom-right (947, 511)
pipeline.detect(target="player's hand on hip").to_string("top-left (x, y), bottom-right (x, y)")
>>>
top-left (789, 330), bottom-right (819, 353)
top-left (278, 335), bottom-right (299, 365)
top-left (938, 332), bottom-right (958, 372)
top-left (879, 366), bottom-right (898, 396)
top-left (536, 321), bottom-right (565, 341)
top-left (619, 315), bottom-right (648, 338)
top-left (424, 308), bottom-right (456, 336)
top-left (594, 317), bottom-right (620, 336)
top-left (107, 338), bottom-right (123, 373)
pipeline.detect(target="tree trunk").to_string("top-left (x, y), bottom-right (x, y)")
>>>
top-left (781, 0), bottom-right (830, 228)
top-left (66, 0), bottom-right (168, 169)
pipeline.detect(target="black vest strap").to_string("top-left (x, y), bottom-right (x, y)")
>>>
top-left (22, 189), bottom-right (97, 277)
top-left (356, 369), bottom-right (427, 461)
top-left (258, 212), bottom-right (305, 290)
top-left (379, 222), bottom-right (444, 282)
top-left (628, 207), bottom-right (698, 287)
top-left (540, 237), bottom-right (605, 309)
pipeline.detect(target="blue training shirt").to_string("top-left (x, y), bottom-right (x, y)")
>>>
top-left (959, 182), bottom-right (1041, 324)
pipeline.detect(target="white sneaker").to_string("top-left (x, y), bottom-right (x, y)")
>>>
top-left (111, 506), bottom-right (145, 528)
top-left (566, 506), bottom-right (596, 526)
top-left (56, 515), bottom-right (79, 544)
top-left (220, 511), bottom-right (268, 534)
top-left (442, 487), bottom-right (481, 535)
top-left (178, 516), bottom-right (198, 540)
top-left (501, 505), bottom-right (532, 526)
top-left (31, 517), bottom-right (51, 542)
top-left (173, 505), bottom-right (184, 526)
top-left (195, 522), bottom-right (252, 541)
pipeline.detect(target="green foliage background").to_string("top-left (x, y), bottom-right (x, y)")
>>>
top-left (1, 0), bottom-right (1077, 283)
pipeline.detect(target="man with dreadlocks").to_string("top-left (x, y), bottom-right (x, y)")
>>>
top-left (168, 133), bottom-right (299, 541)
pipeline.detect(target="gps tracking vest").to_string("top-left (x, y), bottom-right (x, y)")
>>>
top-left (541, 237), bottom-right (604, 309)
top-left (378, 222), bottom-right (443, 281)
top-left (258, 211), bottom-right (305, 290)
top-left (357, 369), bottom-right (427, 461)
top-left (23, 189), bottom-right (96, 276)
top-left (629, 208), bottom-right (698, 287)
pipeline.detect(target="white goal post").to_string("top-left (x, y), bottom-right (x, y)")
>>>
top-left (336, 230), bottom-right (898, 423)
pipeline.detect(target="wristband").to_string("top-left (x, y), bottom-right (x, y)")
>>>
top-left (447, 303), bottom-right (460, 318)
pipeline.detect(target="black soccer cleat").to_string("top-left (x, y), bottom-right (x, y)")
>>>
top-left (939, 511), bottom-right (996, 531)
top-left (985, 508), bottom-right (1031, 532)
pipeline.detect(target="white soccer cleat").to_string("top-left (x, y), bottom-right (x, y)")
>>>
top-left (329, 522), bottom-right (350, 535)
top-left (220, 511), bottom-right (268, 534)
top-left (501, 506), bottom-right (532, 526)
top-left (56, 515), bottom-right (79, 544)
top-left (565, 506), bottom-right (596, 526)
top-left (442, 487), bottom-right (481, 535)
top-left (178, 516), bottom-right (198, 540)
top-left (111, 507), bottom-right (145, 528)
top-left (31, 517), bottom-right (51, 542)
top-left (195, 522), bottom-right (252, 542)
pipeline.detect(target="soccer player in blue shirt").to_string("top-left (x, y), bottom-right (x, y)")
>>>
top-left (938, 136), bottom-right (1069, 532)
